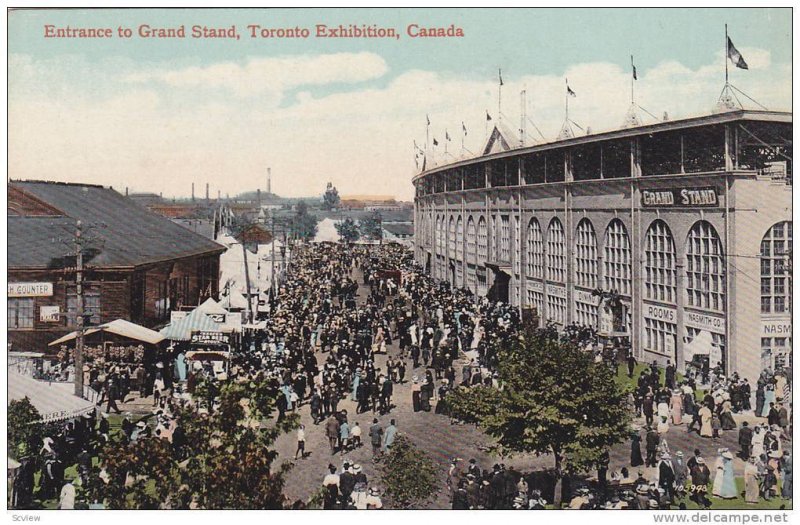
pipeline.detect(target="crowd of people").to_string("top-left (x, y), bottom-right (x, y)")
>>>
top-left (8, 241), bottom-right (793, 511)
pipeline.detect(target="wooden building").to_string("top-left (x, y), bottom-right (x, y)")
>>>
top-left (8, 181), bottom-right (226, 352)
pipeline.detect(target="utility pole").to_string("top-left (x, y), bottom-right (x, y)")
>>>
top-left (241, 242), bottom-right (253, 324)
top-left (271, 212), bottom-right (277, 300)
top-left (74, 220), bottom-right (85, 398)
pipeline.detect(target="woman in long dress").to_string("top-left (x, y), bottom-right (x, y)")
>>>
top-left (699, 405), bottom-right (713, 437)
top-left (752, 426), bottom-right (766, 458)
top-left (670, 390), bottom-right (684, 425)
top-left (712, 451), bottom-right (725, 497)
top-left (630, 431), bottom-right (644, 467)
top-left (719, 398), bottom-right (737, 431)
top-left (745, 458), bottom-right (761, 503)
top-left (720, 451), bottom-right (737, 499)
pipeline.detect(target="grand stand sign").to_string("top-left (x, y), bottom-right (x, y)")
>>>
top-left (641, 187), bottom-right (719, 207)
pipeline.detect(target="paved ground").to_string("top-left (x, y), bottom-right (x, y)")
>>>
top-left (268, 268), bottom-right (775, 509)
top-left (108, 267), bottom-right (787, 509)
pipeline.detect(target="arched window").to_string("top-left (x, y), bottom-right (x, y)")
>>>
top-left (546, 218), bottom-right (565, 283)
top-left (546, 218), bottom-right (567, 325)
top-left (466, 217), bottom-right (477, 293)
top-left (456, 216), bottom-right (464, 261)
top-left (477, 217), bottom-right (488, 263)
top-left (760, 221), bottom-right (792, 315)
top-left (526, 218), bottom-right (543, 279)
top-left (448, 216), bottom-right (456, 258)
top-left (604, 219), bottom-right (632, 296)
top-left (644, 220), bottom-right (677, 304)
top-left (574, 218), bottom-right (598, 327)
top-left (466, 217), bottom-right (477, 263)
top-left (685, 221), bottom-right (725, 312)
top-left (514, 216), bottom-right (521, 276)
top-left (574, 218), bottom-right (598, 289)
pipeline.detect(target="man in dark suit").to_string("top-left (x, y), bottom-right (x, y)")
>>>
top-left (738, 421), bottom-right (753, 459)
top-left (339, 463), bottom-right (356, 508)
top-left (665, 360), bottom-right (676, 390)
top-left (645, 427), bottom-right (660, 467)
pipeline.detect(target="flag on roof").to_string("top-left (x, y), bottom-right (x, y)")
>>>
top-left (426, 114), bottom-right (431, 125)
top-left (462, 122), bottom-right (467, 135)
top-left (433, 138), bottom-right (439, 146)
top-left (727, 36), bottom-right (748, 70)
top-left (566, 80), bottom-right (576, 97)
top-left (631, 55), bottom-right (638, 80)
top-left (446, 130), bottom-right (451, 141)
top-left (499, 68), bottom-right (504, 86)
top-left (486, 111), bottom-right (492, 121)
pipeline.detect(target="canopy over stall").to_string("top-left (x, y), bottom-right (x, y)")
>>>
top-left (8, 370), bottom-right (95, 422)
top-left (160, 309), bottom-right (225, 342)
top-left (48, 319), bottom-right (165, 347)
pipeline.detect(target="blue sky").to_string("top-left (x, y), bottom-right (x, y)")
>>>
top-left (8, 8), bottom-right (792, 199)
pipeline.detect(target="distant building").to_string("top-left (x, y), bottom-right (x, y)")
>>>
top-left (8, 181), bottom-right (225, 352)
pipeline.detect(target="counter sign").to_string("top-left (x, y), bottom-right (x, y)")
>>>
top-left (8, 282), bottom-right (53, 297)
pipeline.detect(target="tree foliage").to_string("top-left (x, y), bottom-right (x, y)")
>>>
top-left (378, 435), bottom-right (439, 509)
top-left (358, 211), bottom-right (383, 241)
top-left (291, 200), bottom-right (318, 241)
top-left (8, 397), bottom-right (42, 459)
top-left (447, 324), bottom-right (630, 503)
top-left (87, 381), bottom-right (298, 509)
top-left (335, 217), bottom-right (360, 244)
top-left (322, 182), bottom-right (340, 210)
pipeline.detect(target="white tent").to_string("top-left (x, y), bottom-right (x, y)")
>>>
top-left (197, 297), bottom-right (228, 316)
top-left (313, 218), bottom-right (341, 243)
top-left (49, 319), bottom-right (164, 346)
top-left (9, 370), bottom-right (95, 422)
top-left (684, 330), bottom-right (714, 356)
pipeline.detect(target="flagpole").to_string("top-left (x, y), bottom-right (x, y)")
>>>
top-left (445, 130), bottom-right (448, 156)
top-left (426, 116), bottom-right (430, 165)
top-left (725, 24), bottom-right (729, 85)
top-left (631, 55), bottom-right (635, 105)
top-left (565, 79), bottom-right (569, 123)
top-left (498, 69), bottom-right (502, 125)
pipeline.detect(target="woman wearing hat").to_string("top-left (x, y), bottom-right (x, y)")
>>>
top-left (744, 456), bottom-right (761, 503)
top-left (719, 450), bottom-right (737, 499)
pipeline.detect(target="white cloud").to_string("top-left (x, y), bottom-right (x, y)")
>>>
top-left (8, 48), bottom-right (791, 201)
top-left (125, 52), bottom-right (389, 98)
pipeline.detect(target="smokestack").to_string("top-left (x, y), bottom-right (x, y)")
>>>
top-left (159, 192), bottom-right (162, 200)
top-left (257, 188), bottom-right (261, 207)
top-left (206, 183), bottom-right (209, 201)
top-left (267, 167), bottom-right (271, 195)
top-left (191, 183), bottom-right (195, 202)
top-left (217, 190), bottom-right (221, 201)
top-left (125, 187), bottom-right (129, 196)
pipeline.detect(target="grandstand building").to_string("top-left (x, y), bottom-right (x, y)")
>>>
top-left (413, 109), bottom-right (792, 381)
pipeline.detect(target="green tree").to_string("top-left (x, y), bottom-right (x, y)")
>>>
top-left (378, 435), bottom-right (439, 509)
top-left (291, 200), bottom-right (318, 241)
top-left (8, 397), bottom-right (42, 459)
top-left (447, 325), bottom-right (630, 507)
top-left (322, 182), bottom-right (340, 210)
top-left (335, 217), bottom-right (360, 244)
top-left (358, 211), bottom-right (383, 242)
top-left (87, 381), bottom-right (298, 509)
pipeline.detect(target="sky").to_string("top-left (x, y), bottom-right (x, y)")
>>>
top-left (7, 8), bottom-right (792, 201)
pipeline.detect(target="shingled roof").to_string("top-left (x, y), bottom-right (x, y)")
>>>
top-left (9, 181), bottom-right (225, 270)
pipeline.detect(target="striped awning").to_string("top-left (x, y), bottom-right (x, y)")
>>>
top-left (8, 371), bottom-right (95, 423)
top-left (160, 309), bottom-right (222, 341)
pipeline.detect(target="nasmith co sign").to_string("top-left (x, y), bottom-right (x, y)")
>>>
top-left (641, 187), bottom-right (719, 207)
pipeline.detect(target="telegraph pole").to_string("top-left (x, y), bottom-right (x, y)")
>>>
top-left (241, 242), bottom-right (253, 324)
top-left (74, 220), bottom-right (85, 398)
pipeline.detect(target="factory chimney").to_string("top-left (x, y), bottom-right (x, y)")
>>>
top-left (191, 183), bottom-right (195, 202)
top-left (205, 183), bottom-right (210, 201)
top-left (267, 167), bottom-right (272, 195)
